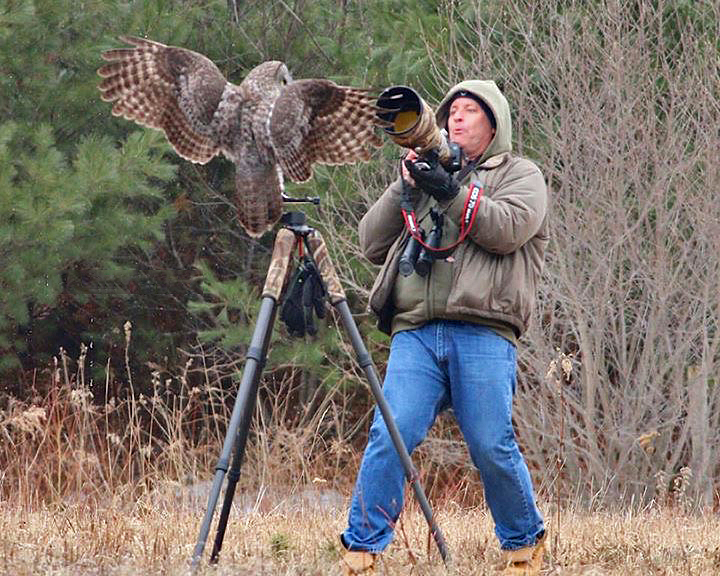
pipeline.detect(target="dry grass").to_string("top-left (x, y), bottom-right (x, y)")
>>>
top-left (2, 495), bottom-right (720, 575)
top-left (2, 350), bottom-right (719, 574)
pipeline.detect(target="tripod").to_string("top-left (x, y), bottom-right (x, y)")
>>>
top-left (190, 209), bottom-right (450, 570)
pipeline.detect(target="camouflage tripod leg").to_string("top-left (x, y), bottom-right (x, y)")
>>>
top-left (306, 231), bottom-right (451, 567)
top-left (192, 229), bottom-right (297, 570)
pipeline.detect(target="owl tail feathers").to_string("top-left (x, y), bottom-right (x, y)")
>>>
top-left (235, 167), bottom-right (284, 238)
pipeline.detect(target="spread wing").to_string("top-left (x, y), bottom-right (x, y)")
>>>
top-left (97, 36), bottom-right (226, 163)
top-left (268, 79), bottom-right (384, 182)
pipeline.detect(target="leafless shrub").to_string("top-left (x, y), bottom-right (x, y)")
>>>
top-left (316, 0), bottom-right (720, 509)
top-left (410, 0), bottom-right (720, 507)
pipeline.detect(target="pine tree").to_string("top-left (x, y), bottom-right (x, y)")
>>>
top-left (0, 120), bottom-right (175, 371)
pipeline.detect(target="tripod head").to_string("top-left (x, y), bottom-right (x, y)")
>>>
top-left (280, 193), bottom-right (321, 237)
top-left (280, 210), bottom-right (314, 237)
top-left (281, 192), bottom-right (320, 205)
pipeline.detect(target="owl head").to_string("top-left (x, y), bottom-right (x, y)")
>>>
top-left (243, 61), bottom-right (293, 98)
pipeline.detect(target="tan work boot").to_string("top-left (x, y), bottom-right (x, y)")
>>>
top-left (341, 550), bottom-right (376, 575)
top-left (501, 531), bottom-right (546, 575)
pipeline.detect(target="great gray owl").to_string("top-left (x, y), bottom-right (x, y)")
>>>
top-left (97, 36), bottom-right (385, 237)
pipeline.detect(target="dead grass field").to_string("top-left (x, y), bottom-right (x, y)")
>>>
top-left (3, 491), bottom-right (719, 575)
top-left (2, 360), bottom-right (719, 575)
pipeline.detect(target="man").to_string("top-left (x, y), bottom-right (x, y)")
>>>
top-left (340, 80), bottom-right (548, 575)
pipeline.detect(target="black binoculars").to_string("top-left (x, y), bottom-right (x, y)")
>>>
top-left (398, 209), bottom-right (444, 277)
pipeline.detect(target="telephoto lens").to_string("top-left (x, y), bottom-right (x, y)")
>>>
top-left (398, 231), bottom-right (424, 277)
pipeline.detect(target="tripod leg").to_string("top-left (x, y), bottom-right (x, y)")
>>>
top-left (191, 296), bottom-right (277, 570)
top-left (334, 300), bottom-right (451, 566)
top-left (192, 228), bottom-right (297, 570)
top-left (209, 407), bottom-right (253, 564)
top-left (209, 300), bottom-right (277, 563)
top-left (307, 230), bottom-right (451, 565)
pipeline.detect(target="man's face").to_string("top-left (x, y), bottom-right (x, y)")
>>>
top-left (448, 96), bottom-right (496, 160)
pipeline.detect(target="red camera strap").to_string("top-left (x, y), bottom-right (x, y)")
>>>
top-left (401, 182), bottom-right (483, 257)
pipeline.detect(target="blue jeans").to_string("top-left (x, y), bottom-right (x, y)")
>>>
top-left (342, 320), bottom-right (544, 552)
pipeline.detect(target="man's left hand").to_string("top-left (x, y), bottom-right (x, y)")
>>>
top-left (404, 158), bottom-right (459, 202)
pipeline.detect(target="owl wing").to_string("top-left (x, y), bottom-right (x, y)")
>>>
top-left (268, 79), bottom-right (384, 182)
top-left (97, 36), bottom-right (226, 163)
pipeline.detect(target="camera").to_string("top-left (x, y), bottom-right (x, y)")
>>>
top-left (376, 86), bottom-right (461, 278)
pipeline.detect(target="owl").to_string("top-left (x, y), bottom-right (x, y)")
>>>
top-left (97, 36), bottom-right (385, 237)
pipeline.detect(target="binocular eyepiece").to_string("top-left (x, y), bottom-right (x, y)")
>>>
top-left (398, 229), bottom-right (424, 277)
top-left (398, 209), bottom-right (444, 277)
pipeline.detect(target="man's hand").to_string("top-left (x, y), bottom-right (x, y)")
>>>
top-left (401, 149), bottom-right (419, 187)
top-left (404, 156), bottom-right (459, 202)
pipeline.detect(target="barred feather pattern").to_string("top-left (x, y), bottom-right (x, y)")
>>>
top-left (98, 37), bottom-right (223, 163)
top-left (97, 37), bottom-right (385, 238)
top-left (269, 80), bottom-right (384, 183)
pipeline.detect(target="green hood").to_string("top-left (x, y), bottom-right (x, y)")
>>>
top-left (435, 80), bottom-right (512, 163)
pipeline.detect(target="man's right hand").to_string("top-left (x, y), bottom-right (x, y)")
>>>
top-left (403, 153), bottom-right (460, 203)
top-left (401, 149), bottom-right (419, 187)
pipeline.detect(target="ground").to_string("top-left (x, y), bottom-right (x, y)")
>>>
top-left (3, 485), bottom-right (719, 575)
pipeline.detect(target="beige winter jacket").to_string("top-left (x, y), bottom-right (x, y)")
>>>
top-left (359, 80), bottom-right (548, 338)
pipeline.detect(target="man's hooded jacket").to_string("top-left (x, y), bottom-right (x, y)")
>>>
top-left (359, 80), bottom-right (549, 341)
